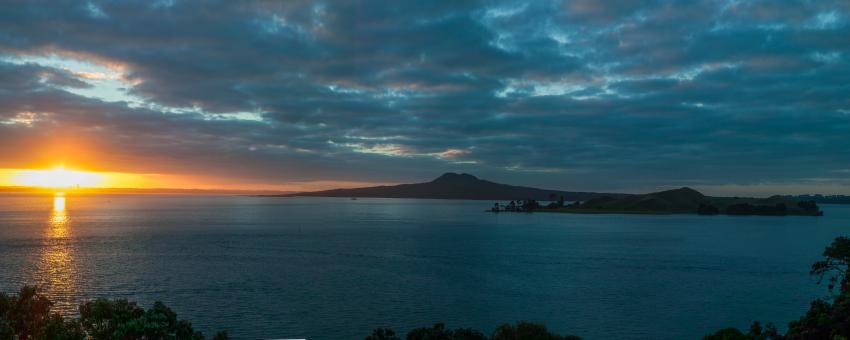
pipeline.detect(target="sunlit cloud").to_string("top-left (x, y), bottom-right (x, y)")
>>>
top-left (0, 111), bottom-right (45, 126)
top-left (2, 53), bottom-right (141, 104)
top-left (0, 0), bottom-right (848, 195)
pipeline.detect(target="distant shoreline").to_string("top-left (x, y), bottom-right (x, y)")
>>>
top-left (531, 208), bottom-right (689, 215)
top-left (528, 208), bottom-right (823, 216)
top-left (486, 187), bottom-right (824, 217)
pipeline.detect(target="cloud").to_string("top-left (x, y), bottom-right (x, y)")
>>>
top-left (0, 0), bottom-right (848, 194)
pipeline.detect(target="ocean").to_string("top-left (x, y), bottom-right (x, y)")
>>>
top-left (0, 193), bottom-right (847, 339)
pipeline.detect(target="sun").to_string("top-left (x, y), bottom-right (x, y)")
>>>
top-left (11, 166), bottom-right (105, 188)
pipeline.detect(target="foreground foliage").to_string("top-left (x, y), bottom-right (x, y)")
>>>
top-left (0, 287), bottom-right (227, 340)
top-left (704, 236), bottom-right (850, 339)
top-left (366, 321), bottom-right (581, 340)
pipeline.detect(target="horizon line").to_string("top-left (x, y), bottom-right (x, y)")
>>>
top-left (0, 185), bottom-right (295, 195)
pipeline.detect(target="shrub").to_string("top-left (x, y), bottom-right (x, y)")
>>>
top-left (0, 287), bottom-right (226, 340)
top-left (367, 321), bottom-right (579, 340)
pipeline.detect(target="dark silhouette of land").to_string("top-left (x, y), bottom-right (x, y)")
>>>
top-left (785, 194), bottom-right (850, 205)
top-left (276, 173), bottom-right (824, 216)
top-left (0, 286), bottom-right (229, 339)
top-left (494, 187), bottom-right (823, 216)
top-left (275, 172), bottom-right (629, 201)
top-left (368, 321), bottom-right (580, 340)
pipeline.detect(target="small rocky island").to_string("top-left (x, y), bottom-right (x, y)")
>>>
top-left (490, 187), bottom-right (823, 216)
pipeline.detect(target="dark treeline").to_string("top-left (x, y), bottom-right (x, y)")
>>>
top-left (720, 203), bottom-right (788, 216)
top-left (704, 235), bottom-right (850, 339)
top-left (365, 321), bottom-right (580, 340)
top-left (491, 188), bottom-right (824, 216)
top-left (491, 198), bottom-right (546, 212)
top-left (785, 195), bottom-right (850, 205)
top-left (701, 200), bottom-right (822, 216)
top-left (0, 288), bottom-right (228, 340)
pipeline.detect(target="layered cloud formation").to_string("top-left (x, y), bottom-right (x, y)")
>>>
top-left (1, 1), bottom-right (848, 193)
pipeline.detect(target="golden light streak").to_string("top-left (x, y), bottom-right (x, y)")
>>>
top-left (37, 192), bottom-right (78, 316)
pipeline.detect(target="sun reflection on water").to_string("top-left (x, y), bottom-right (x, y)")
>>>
top-left (51, 193), bottom-right (68, 227)
top-left (36, 192), bottom-right (79, 316)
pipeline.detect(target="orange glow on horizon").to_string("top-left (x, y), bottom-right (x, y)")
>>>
top-left (0, 167), bottom-right (152, 189)
top-left (12, 167), bottom-right (105, 188)
top-left (0, 167), bottom-right (388, 192)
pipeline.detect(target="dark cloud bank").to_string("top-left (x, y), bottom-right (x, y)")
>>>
top-left (1, 0), bottom-right (848, 194)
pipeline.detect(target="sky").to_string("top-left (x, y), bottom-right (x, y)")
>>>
top-left (0, 0), bottom-right (848, 195)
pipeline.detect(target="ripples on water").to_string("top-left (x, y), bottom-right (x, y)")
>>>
top-left (36, 194), bottom-right (79, 315)
top-left (0, 193), bottom-right (849, 339)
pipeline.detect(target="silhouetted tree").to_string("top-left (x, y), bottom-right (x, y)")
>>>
top-left (5, 286), bottom-right (52, 339)
top-left (492, 321), bottom-right (580, 340)
top-left (401, 323), bottom-right (451, 340)
top-left (42, 314), bottom-right (85, 340)
top-left (0, 286), bottom-right (226, 340)
top-left (703, 321), bottom-right (779, 340)
top-left (698, 204), bottom-right (720, 215)
top-left (727, 203), bottom-right (755, 215)
top-left (366, 328), bottom-right (401, 340)
top-left (703, 327), bottom-right (748, 340)
top-left (520, 199), bottom-right (540, 211)
top-left (812, 236), bottom-right (850, 292)
top-left (705, 235), bottom-right (850, 339)
top-left (798, 200), bottom-right (820, 213)
top-left (406, 322), bottom-right (486, 340)
top-left (80, 299), bottom-right (205, 340)
top-left (451, 328), bottom-right (488, 340)
top-left (725, 203), bottom-right (792, 216)
top-left (369, 322), bottom-right (579, 340)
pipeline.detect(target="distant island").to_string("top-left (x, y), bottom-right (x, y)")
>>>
top-left (784, 194), bottom-right (850, 205)
top-left (273, 173), bottom-right (823, 216)
top-left (273, 172), bottom-right (628, 201)
top-left (493, 187), bottom-right (823, 216)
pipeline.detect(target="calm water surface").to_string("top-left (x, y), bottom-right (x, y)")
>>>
top-left (0, 193), bottom-right (848, 339)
